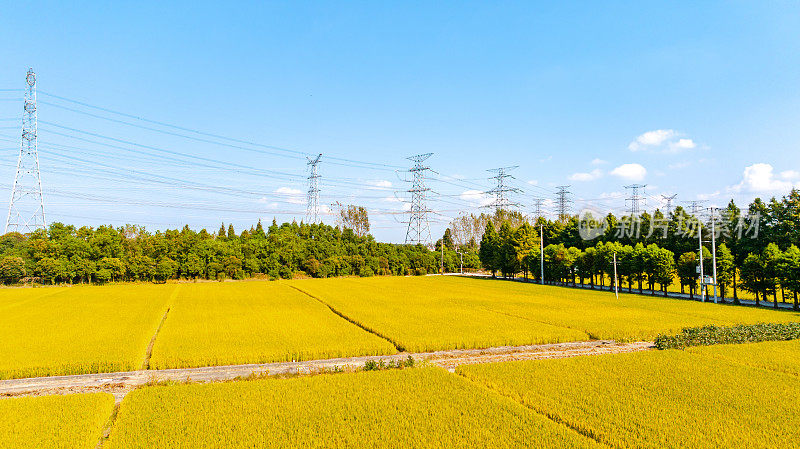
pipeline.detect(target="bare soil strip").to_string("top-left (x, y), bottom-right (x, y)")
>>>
top-left (140, 306), bottom-right (170, 370)
top-left (286, 284), bottom-right (406, 351)
top-left (0, 340), bottom-right (652, 403)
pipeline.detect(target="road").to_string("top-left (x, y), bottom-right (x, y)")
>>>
top-left (0, 340), bottom-right (652, 403)
top-left (453, 273), bottom-right (799, 311)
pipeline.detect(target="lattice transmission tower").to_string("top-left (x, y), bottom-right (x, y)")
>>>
top-left (6, 68), bottom-right (46, 234)
top-left (404, 153), bottom-right (433, 246)
top-left (532, 198), bottom-right (545, 221)
top-left (555, 185), bottom-right (572, 222)
top-left (624, 184), bottom-right (647, 215)
top-left (486, 166), bottom-right (521, 213)
top-left (305, 153), bottom-right (322, 223)
top-left (661, 194), bottom-right (677, 215)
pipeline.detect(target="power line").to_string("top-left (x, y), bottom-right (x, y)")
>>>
top-left (37, 90), bottom-right (403, 171)
top-left (6, 69), bottom-right (46, 233)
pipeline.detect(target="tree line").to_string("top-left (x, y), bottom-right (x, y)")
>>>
top-left (474, 189), bottom-right (800, 309)
top-left (0, 220), bottom-right (475, 285)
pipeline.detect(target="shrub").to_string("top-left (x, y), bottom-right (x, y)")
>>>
top-left (655, 322), bottom-right (800, 350)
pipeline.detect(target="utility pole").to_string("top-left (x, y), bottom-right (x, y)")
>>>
top-left (688, 201), bottom-right (707, 302)
top-left (441, 241), bottom-right (444, 275)
top-left (709, 207), bottom-right (719, 304)
top-left (624, 184), bottom-right (647, 216)
top-left (539, 224), bottom-right (544, 285)
top-left (555, 186), bottom-right (572, 222)
top-left (404, 153), bottom-right (433, 246)
top-left (6, 68), bottom-right (46, 233)
top-left (486, 166), bottom-right (521, 213)
top-left (662, 194), bottom-right (677, 216)
top-left (305, 154), bottom-right (322, 224)
top-left (613, 252), bottom-right (619, 299)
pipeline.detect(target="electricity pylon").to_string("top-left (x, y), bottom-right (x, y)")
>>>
top-left (404, 153), bottom-right (432, 246)
top-left (305, 154), bottom-right (322, 223)
top-left (6, 68), bottom-right (46, 234)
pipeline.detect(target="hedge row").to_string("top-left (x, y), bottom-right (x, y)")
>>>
top-left (654, 322), bottom-right (800, 350)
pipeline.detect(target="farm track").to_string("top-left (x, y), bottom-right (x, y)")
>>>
top-left (0, 340), bottom-right (652, 403)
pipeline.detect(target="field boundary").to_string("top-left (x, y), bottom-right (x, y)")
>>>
top-left (94, 403), bottom-right (121, 449)
top-left (476, 305), bottom-right (596, 340)
top-left (139, 285), bottom-right (181, 370)
top-left (455, 370), bottom-right (614, 448)
top-left (0, 340), bottom-right (652, 403)
top-left (141, 307), bottom-right (171, 370)
top-left (286, 284), bottom-right (406, 352)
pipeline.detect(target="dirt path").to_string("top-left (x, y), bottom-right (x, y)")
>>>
top-left (0, 340), bottom-right (652, 403)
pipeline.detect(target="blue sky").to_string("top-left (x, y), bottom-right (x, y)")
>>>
top-left (0, 2), bottom-right (798, 242)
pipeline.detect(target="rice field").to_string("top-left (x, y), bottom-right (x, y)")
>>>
top-left (0, 283), bottom-right (175, 379)
top-left (148, 282), bottom-right (397, 369)
top-left (0, 393), bottom-right (114, 449)
top-left (289, 276), bottom-right (800, 350)
top-left (1, 276), bottom-right (797, 378)
top-left (104, 367), bottom-right (600, 449)
top-left (687, 339), bottom-right (800, 377)
top-left (289, 277), bottom-right (590, 351)
top-left (458, 340), bottom-right (800, 448)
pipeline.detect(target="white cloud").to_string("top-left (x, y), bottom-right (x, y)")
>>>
top-left (367, 180), bottom-right (392, 189)
top-left (275, 186), bottom-right (304, 204)
top-left (610, 163), bottom-right (647, 181)
top-left (731, 163), bottom-right (797, 193)
top-left (257, 199), bottom-right (280, 208)
top-left (382, 196), bottom-right (403, 203)
top-left (669, 138), bottom-right (696, 152)
top-left (668, 161), bottom-right (691, 170)
top-left (527, 180), bottom-right (539, 186)
top-left (591, 158), bottom-right (608, 165)
top-left (629, 129), bottom-right (676, 151)
top-left (629, 129), bottom-right (701, 153)
top-left (275, 187), bottom-right (302, 195)
top-left (780, 170), bottom-right (800, 180)
top-left (460, 189), bottom-right (493, 207)
top-left (599, 191), bottom-right (623, 199)
top-left (569, 168), bottom-right (603, 182)
top-left (697, 190), bottom-right (720, 200)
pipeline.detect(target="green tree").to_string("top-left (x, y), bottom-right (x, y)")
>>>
top-left (479, 221), bottom-right (499, 277)
top-left (652, 247), bottom-right (676, 296)
top-left (0, 256), bottom-right (25, 284)
top-left (511, 223), bottom-right (537, 279)
top-left (740, 243), bottom-right (782, 306)
top-left (715, 243), bottom-right (735, 301)
top-left (779, 245), bottom-right (800, 310)
top-left (677, 252), bottom-right (698, 298)
top-left (154, 257), bottom-right (178, 282)
top-left (223, 255), bottom-right (243, 279)
top-left (34, 257), bottom-right (62, 284)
